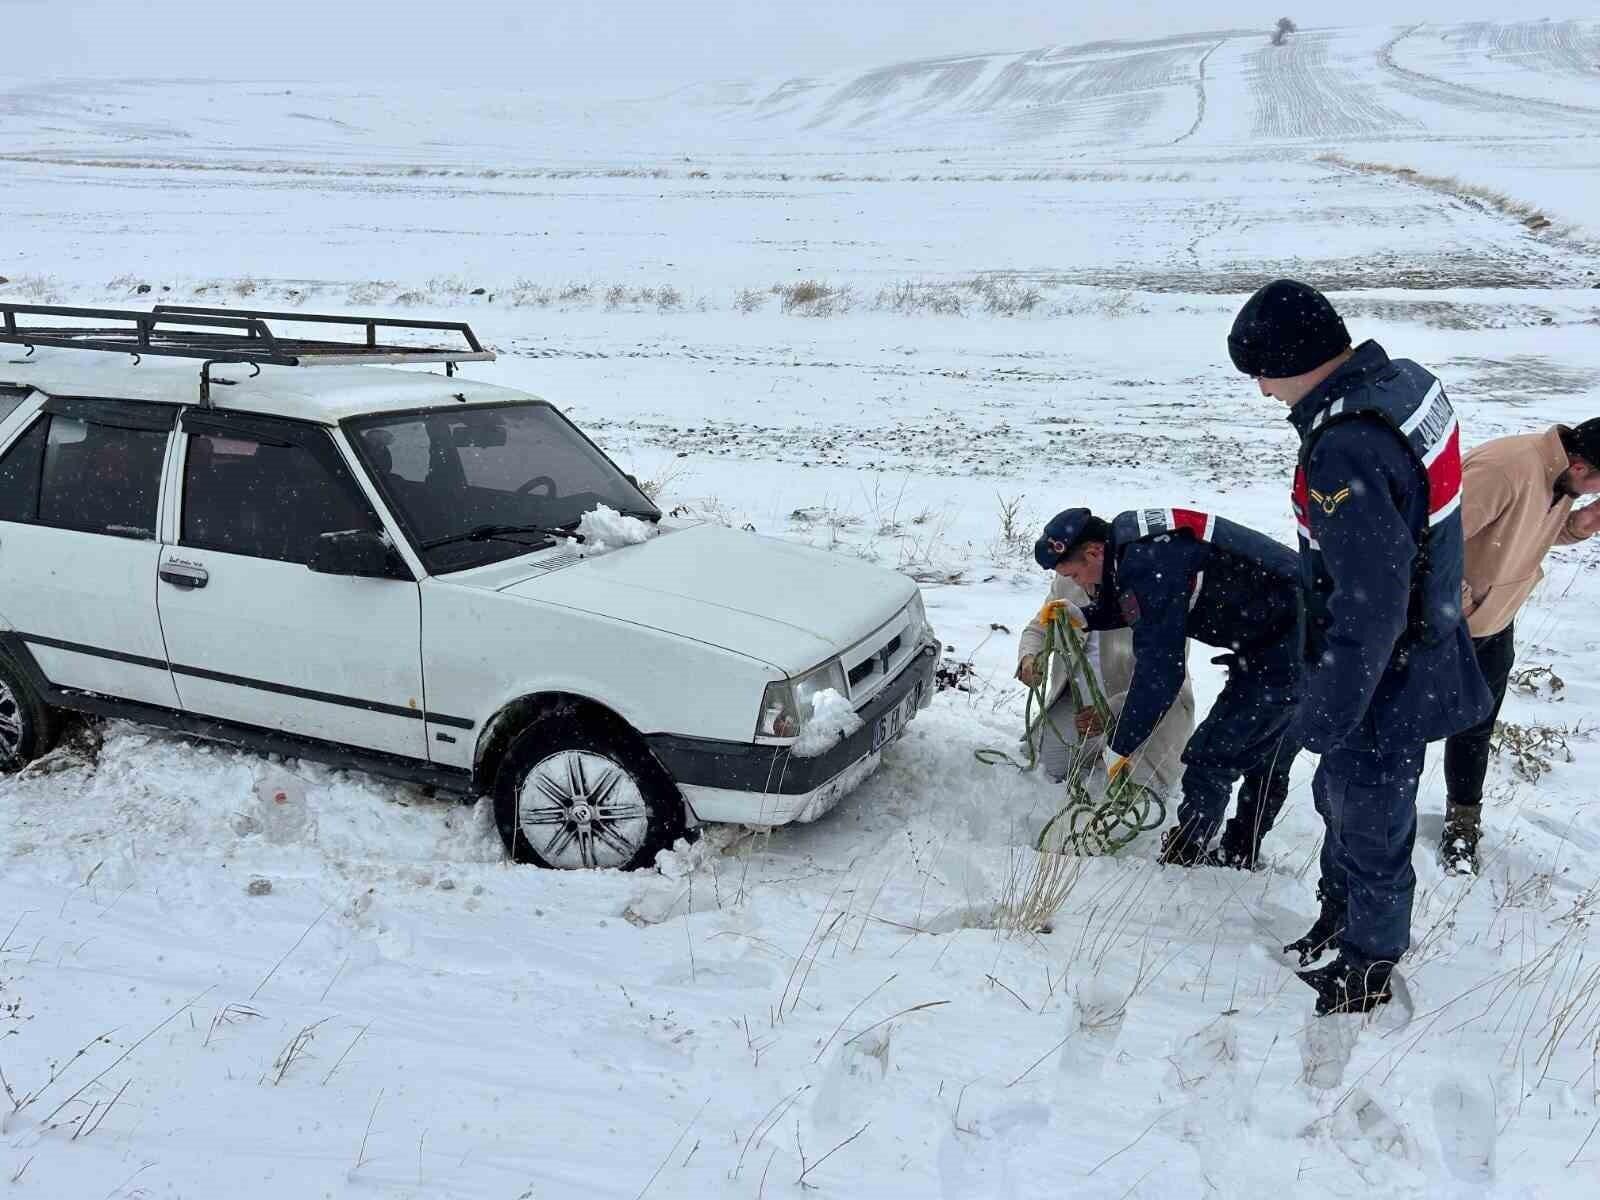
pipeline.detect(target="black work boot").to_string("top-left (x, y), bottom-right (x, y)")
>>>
top-left (1284, 898), bottom-right (1345, 968)
top-left (1440, 803), bottom-right (1482, 876)
top-left (1157, 825), bottom-right (1207, 867)
top-left (1296, 952), bottom-right (1394, 1017)
top-left (1208, 819), bottom-right (1262, 870)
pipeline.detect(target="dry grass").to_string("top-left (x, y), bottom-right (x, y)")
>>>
top-left (875, 277), bottom-right (1043, 317)
top-left (997, 845), bottom-right (1086, 935)
top-left (773, 279), bottom-right (854, 316)
top-left (1318, 153), bottom-right (1569, 235)
top-left (0, 152), bottom-right (1198, 187)
top-left (21, 271), bottom-right (1146, 322)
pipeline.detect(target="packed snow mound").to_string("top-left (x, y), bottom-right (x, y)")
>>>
top-left (576, 504), bottom-right (658, 556)
top-left (792, 687), bottom-right (863, 757)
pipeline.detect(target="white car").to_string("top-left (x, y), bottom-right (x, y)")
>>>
top-left (0, 304), bottom-right (937, 868)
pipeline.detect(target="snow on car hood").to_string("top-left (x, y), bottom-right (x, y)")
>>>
top-left (494, 524), bottom-right (918, 673)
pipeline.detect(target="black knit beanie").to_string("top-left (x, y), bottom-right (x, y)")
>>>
top-left (1228, 279), bottom-right (1351, 378)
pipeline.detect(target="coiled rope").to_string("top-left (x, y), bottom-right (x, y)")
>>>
top-left (977, 607), bottom-right (1165, 855)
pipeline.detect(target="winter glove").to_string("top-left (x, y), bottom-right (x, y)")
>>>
top-left (1102, 750), bottom-right (1143, 808)
top-left (1036, 599), bottom-right (1084, 630)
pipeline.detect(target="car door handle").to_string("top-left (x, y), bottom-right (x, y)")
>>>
top-left (160, 563), bottom-right (209, 590)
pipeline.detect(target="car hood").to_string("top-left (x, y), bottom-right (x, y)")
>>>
top-left (492, 525), bottom-right (918, 674)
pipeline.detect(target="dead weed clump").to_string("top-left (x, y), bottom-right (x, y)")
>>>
top-left (774, 279), bottom-right (853, 316)
top-left (871, 278), bottom-right (1042, 317)
top-left (1490, 720), bottom-right (1583, 783)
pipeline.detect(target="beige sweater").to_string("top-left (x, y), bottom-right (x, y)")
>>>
top-left (1461, 426), bottom-right (1592, 637)
top-left (1017, 574), bottom-right (1194, 794)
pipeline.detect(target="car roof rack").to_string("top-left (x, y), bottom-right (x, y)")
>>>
top-left (0, 302), bottom-right (495, 404)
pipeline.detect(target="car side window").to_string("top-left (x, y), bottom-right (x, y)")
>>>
top-left (181, 430), bottom-right (381, 565)
top-left (0, 417), bottom-right (47, 523)
top-left (39, 416), bottom-right (168, 540)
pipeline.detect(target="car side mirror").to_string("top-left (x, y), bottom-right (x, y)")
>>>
top-left (309, 529), bottom-right (405, 579)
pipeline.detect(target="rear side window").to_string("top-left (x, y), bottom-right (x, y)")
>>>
top-left (0, 417), bottom-right (46, 522)
top-left (39, 416), bottom-right (169, 539)
top-left (181, 431), bottom-right (381, 565)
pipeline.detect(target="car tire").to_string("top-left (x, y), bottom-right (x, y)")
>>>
top-left (493, 708), bottom-right (685, 870)
top-left (0, 649), bottom-right (59, 772)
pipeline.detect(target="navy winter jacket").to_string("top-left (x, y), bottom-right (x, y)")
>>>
top-left (1087, 511), bottom-right (1301, 759)
top-left (1287, 343), bottom-right (1491, 753)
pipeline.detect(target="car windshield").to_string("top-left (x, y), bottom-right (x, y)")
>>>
top-left (346, 402), bottom-right (658, 572)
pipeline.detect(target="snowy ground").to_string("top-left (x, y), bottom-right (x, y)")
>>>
top-left (4, 18), bottom-right (1600, 1199)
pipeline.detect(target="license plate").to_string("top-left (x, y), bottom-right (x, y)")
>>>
top-left (873, 690), bottom-right (918, 751)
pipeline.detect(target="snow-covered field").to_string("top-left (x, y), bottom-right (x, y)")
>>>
top-left (3, 18), bottom-right (1600, 1198)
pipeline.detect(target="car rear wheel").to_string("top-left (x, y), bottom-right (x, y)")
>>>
top-left (493, 709), bottom-right (684, 870)
top-left (0, 651), bottom-right (59, 772)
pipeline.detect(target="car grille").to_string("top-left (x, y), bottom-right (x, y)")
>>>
top-left (841, 611), bottom-right (916, 706)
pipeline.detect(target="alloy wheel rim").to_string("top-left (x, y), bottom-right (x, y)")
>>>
top-left (0, 679), bottom-right (22, 765)
top-left (518, 750), bottom-right (649, 869)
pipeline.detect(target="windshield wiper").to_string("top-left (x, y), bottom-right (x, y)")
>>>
top-left (421, 523), bottom-right (586, 552)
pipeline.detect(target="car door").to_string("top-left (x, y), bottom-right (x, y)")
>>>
top-left (155, 408), bottom-right (429, 761)
top-left (0, 392), bottom-right (181, 708)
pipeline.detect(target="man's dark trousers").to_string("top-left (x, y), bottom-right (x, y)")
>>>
top-left (1443, 623), bottom-right (1517, 809)
top-left (1313, 740), bottom-right (1426, 962)
top-left (1174, 645), bottom-right (1301, 845)
top-left (1231, 735), bottom-right (1298, 846)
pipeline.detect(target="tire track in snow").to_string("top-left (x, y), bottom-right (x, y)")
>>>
top-left (1172, 39), bottom-right (1226, 145)
top-left (1377, 23), bottom-right (1600, 120)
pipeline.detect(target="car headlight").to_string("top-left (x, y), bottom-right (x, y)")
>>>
top-left (756, 659), bottom-right (848, 740)
top-left (907, 589), bottom-right (936, 645)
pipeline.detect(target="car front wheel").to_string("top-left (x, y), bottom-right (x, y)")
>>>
top-left (493, 709), bottom-right (684, 870)
top-left (0, 650), bottom-right (58, 772)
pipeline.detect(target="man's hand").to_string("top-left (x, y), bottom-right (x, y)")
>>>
top-left (1571, 501), bottom-right (1600, 539)
top-left (1075, 706), bottom-right (1105, 737)
top-left (1015, 655), bottom-right (1042, 687)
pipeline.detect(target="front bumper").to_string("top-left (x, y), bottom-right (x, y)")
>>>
top-left (649, 644), bottom-right (936, 827)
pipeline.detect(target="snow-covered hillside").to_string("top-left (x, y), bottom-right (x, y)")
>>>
top-left (3, 17), bottom-right (1600, 1200)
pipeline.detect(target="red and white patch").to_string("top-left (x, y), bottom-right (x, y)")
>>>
top-left (1404, 380), bottom-right (1463, 527)
top-left (1135, 507), bottom-right (1217, 543)
top-left (1290, 466), bottom-right (1318, 548)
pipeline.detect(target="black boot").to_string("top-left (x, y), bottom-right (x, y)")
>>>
top-left (1440, 803), bottom-right (1481, 875)
top-left (1284, 899), bottom-right (1345, 967)
top-left (1296, 952), bottom-right (1394, 1017)
top-left (1208, 819), bottom-right (1261, 870)
top-left (1158, 825), bottom-right (1207, 867)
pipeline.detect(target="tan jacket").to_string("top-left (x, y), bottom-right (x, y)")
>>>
top-left (1018, 574), bottom-right (1194, 794)
top-left (1461, 426), bottom-right (1591, 637)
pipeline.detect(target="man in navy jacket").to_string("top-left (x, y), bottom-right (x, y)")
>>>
top-left (1229, 280), bottom-right (1490, 1016)
top-left (1037, 506), bottom-right (1302, 869)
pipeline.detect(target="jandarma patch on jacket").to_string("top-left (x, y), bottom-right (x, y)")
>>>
top-left (1309, 487), bottom-right (1352, 515)
top-left (1119, 592), bottom-right (1141, 624)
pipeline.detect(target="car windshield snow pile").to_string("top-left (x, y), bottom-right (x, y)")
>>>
top-left (347, 402), bottom-right (658, 572)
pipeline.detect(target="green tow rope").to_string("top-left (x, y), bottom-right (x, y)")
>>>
top-left (977, 610), bottom-right (1166, 856)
